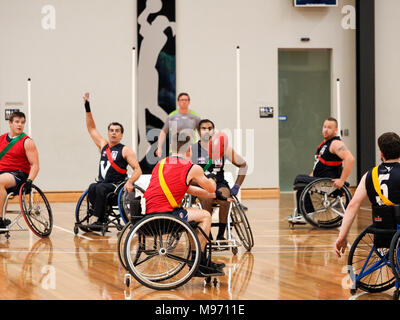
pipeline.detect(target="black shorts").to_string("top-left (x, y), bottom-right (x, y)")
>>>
top-left (216, 180), bottom-right (231, 192)
top-left (149, 207), bottom-right (189, 222)
top-left (0, 170), bottom-right (28, 187)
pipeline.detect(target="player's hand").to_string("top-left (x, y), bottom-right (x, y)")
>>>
top-left (83, 93), bottom-right (91, 112)
top-left (25, 179), bottom-right (33, 194)
top-left (335, 237), bottom-right (348, 258)
top-left (214, 190), bottom-right (233, 202)
top-left (332, 179), bottom-right (345, 189)
top-left (124, 181), bottom-right (134, 193)
top-left (231, 184), bottom-right (240, 196)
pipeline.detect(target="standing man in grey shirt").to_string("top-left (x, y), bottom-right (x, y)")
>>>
top-left (156, 92), bottom-right (201, 158)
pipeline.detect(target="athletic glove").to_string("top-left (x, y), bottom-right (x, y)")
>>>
top-left (84, 100), bottom-right (91, 113)
top-left (25, 179), bottom-right (33, 194)
top-left (231, 184), bottom-right (240, 196)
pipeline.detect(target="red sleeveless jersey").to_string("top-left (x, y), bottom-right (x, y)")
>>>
top-left (0, 133), bottom-right (31, 174)
top-left (144, 156), bottom-right (193, 214)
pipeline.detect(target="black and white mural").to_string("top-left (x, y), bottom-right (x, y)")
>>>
top-left (137, 0), bottom-right (176, 173)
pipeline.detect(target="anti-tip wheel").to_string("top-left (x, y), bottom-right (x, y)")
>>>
top-left (213, 278), bottom-right (218, 287)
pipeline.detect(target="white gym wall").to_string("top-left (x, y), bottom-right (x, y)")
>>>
top-left (0, 0), bottom-right (356, 191)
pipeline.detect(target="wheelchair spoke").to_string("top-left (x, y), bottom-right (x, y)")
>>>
top-left (165, 253), bottom-right (190, 265)
top-left (133, 252), bottom-right (159, 267)
top-left (304, 208), bottom-right (326, 219)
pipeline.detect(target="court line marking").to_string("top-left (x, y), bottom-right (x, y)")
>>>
top-left (53, 225), bottom-right (93, 241)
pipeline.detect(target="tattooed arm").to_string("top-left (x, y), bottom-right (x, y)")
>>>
top-left (330, 140), bottom-right (355, 188)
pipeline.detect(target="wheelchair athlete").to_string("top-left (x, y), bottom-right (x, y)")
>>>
top-left (82, 93), bottom-right (142, 230)
top-left (0, 111), bottom-right (39, 229)
top-left (335, 132), bottom-right (400, 257)
top-left (290, 117), bottom-right (354, 221)
top-left (143, 133), bottom-right (226, 276)
top-left (191, 119), bottom-right (248, 240)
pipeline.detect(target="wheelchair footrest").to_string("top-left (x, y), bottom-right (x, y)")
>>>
top-left (193, 269), bottom-right (225, 278)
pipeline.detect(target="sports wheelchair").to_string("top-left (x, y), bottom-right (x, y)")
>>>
top-left (347, 205), bottom-right (400, 300)
top-left (74, 181), bottom-right (142, 236)
top-left (286, 176), bottom-right (353, 229)
top-left (182, 193), bottom-right (254, 255)
top-left (118, 191), bottom-right (225, 290)
top-left (2, 182), bottom-right (53, 239)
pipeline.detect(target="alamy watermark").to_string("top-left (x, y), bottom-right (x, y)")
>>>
top-left (41, 5), bottom-right (56, 30)
top-left (341, 5), bottom-right (356, 30)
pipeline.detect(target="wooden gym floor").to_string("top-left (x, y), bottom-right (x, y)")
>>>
top-left (0, 193), bottom-right (391, 300)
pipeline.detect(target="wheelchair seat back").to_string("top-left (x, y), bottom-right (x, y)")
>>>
top-left (293, 175), bottom-right (316, 190)
top-left (371, 205), bottom-right (400, 248)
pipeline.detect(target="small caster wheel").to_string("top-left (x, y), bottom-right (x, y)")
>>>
top-left (232, 247), bottom-right (238, 255)
top-left (213, 278), bottom-right (218, 287)
top-left (101, 228), bottom-right (106, 236)
top-left (74, 226), bottom-right (79, 235)
top-left (350, 288), bottom-right (357, 295)
top-left (289, 223), bottom-right (294, 229)
top-left (205, 276), bottom-right (211, 285)
top-left (5, 232), bottom-right (10, 240)
top-left (393, 290), bottom-right (399, 300)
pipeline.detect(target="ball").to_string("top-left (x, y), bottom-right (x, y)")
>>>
top-left (208, 132), bottom-right (228, 160)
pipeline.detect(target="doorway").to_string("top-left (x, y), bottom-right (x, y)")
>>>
top-left (278, 49), bottom-right (332, 192)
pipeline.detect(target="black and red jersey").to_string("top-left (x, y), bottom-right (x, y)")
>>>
top-left (313, 137), bottom-right (343, 179)
top-left (98, 143), bottom-right (128, 184)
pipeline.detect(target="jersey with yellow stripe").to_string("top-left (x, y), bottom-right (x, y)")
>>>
top-left (365, 162), bottom-right (400, 206)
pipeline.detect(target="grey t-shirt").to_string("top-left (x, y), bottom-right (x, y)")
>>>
top-left (162, 109), bottom-right (201, 140)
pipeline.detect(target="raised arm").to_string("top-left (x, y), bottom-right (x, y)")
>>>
top-left (83, 93), bottom-right (107, 151)
top-left (156, 129), bottom-right (167, 158)
top-left (122, 146), bottom-right (142, 193)
top-left (330, 140), bottom-right (355, 189)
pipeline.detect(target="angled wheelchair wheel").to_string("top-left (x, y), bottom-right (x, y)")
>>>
top-left (19, 183), bottom-right (53, 238)
top-left (231, 195), bottom-right (254, 251)
top-left (348, 225), bottom-right (396, 293)
top-left (74, 189), bottom-right (96, 233)
top-left (123, 214), bottom-right (201, 290)
top-left (118, 221), bottom-right (133, 271)
top-left (300, 178), bottom-right (352, 229)
top-left (118, 184), bottom-right (146, 224)
top-left (389, 229), bottom-right (400, 284)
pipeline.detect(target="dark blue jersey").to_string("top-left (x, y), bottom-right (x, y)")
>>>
top-left (191, 141), bottom-right (225, 183)
top-left (98, 143), bottom-right (128, 184)
top-left (365, 162), bottom-right (400, 206)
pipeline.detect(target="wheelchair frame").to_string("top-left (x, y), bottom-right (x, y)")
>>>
top-left (120, 213), bottom-right (223, 290)
top-left (287, 178), bottom-right (352, 229)
top-left (182, 194), bottom-right (254, 254)
top-left (348, 206), bottom-right (400, 300)
top-left (1, 182), bottom-right (53, 239)
top-left (74, 181), bottom-right (144, 236)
